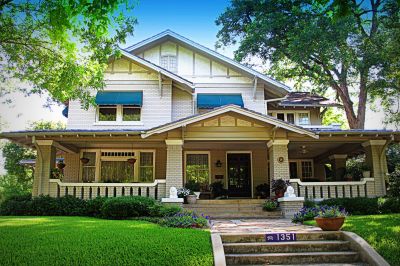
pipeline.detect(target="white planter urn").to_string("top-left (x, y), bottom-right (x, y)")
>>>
top-left (194, 191), bottom-right (201, 199)
top-left (362, 171), bottom-right (371, 178)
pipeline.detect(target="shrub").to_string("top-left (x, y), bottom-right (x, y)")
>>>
top-left (292, 206), bottom-right (320, 223)
top-left (255, 183), bottom-right (270, 198)
top-left (303, 199), bottom-right (317, 208)
top-left (0, 193), bottom-right (32, 215)
top-left (56, 195), bottom-right (87, 216)
top-left (100, 196), bottom-right (157, 219)
top-left (210, 181), bottom-right (228, 198)
top-left (378, 197), bottom-right (400, 214)
top-left (184, 180), bottom-right (200, 192)
top-left (86, 197), bottom-right (108, 217)
top-left (320, 197), bottom-right (379, 215)
top-left (30, 195), bottom-right (62, 215)
top-left (262, 199), bottom-right (278, 211)
top-left (387, 169), bottom-right (400, 198)
top-left (149, 203), bottom-right (182, 217)
top-left (159, 211), bottom-right (209, 228)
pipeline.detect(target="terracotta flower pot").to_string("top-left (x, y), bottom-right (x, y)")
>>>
top-left (275, 190), bottom-right (284, 198)
top-left (315, 217), bottom-right (345, 231)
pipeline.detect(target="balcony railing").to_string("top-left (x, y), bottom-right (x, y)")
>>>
top-left (289, 178), bottom-right (375, 199)
top-left (49, 179), bottom-right (166, 200)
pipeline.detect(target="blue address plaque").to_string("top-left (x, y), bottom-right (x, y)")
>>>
top-left (265, 233), bottom-right (296, 242)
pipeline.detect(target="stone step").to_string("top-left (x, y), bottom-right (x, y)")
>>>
top-left (185, 207), bottom-right (275, 213)
top-left (225, 251), bottom-right (359, 265)
top-left (196, 199), bottom-right (266, 204)
top-left (223, 240), bottom-right (351, 254)
top-left (221, 232), bottom-right (342, 243)
top-left (207, 213), bottom-right (283, 219)
top-left (186, 204), bottom-right (266, 209)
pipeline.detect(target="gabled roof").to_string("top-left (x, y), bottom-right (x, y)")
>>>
top-left (142, 104), bottom-right (319, 139)
top-left (279, 92), bottom-right (342, 107)
top-left (125, 30), bottom-right (290, 94)
top-left (118, 49), bottom-right (195, 91)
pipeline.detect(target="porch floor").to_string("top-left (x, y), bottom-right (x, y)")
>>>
top-left (210, 219), bottom-right (321, 234)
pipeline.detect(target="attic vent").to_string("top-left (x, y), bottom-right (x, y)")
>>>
top-left (101, 152), bottom-right (135, 157)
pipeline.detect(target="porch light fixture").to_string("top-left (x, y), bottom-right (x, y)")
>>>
top-left (215, 160), bottom-right (222, 168)
top-left (299, 145), bottom-right (308, 154)
top-left (80, 142), bottom-right (90, 164)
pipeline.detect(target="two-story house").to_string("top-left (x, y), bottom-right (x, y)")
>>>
top-left (2, 30), bottom-right (399, 200)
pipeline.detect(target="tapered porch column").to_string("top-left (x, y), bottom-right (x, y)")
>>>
top-left (267, 140), bottom-right (290, 181)
top-left (328, 154), bottom-right (347, 181)
top-left (165, 139), bottom-right (184, 194)
top-left (362, 140), bottom-right (388, 196)
top-left (32, 140), bottom-right (57, 196)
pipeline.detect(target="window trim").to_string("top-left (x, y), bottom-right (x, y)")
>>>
top-left (79, 149), bottom-right (156, 183)
top-left (288, 159), bottom-right (314, 180)
top-left (184, 151), bottom-right (211, 186)
top-left (95, 105), bottom-right (143, 126)
top-left (269, 110), bottom-right (311, 125)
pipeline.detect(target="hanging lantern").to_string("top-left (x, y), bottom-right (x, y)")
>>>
top-left (127, 158), bottom-right (136, 165)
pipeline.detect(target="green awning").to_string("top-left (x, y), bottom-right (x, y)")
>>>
top-left (95, 91), bottom-right (143, 106)
top-left (197, 94), bottom-right (244, 109)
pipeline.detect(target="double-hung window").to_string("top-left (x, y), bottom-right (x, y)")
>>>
top-left (185, 153), bottom-right (210, 187)
top-left (289, 159), bottom-right (314, 180)
top-left (98, 105), bottom-right (141, 123)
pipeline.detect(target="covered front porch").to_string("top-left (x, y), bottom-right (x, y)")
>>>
top-left (2, 106), bottom-right (397, 201)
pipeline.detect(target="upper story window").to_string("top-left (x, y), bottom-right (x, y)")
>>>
top-left (160, 55), bottom-right (177, 73)
top-left (98, 105), bottom-right (141, 123)
top-left (271, 111), bottom-right (310, 125)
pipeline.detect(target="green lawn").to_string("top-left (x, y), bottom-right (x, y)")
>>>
top-left (304, 214), bottom-right (400, 266)
top-left (0, 216), bottom-right (213, 266)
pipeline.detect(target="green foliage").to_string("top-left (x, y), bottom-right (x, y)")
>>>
top-left (255, 183), bottom-right (270, 198)
top-left (292, 206), bottom-right (320, 223)
top-left (210, 181), bottom-right (228, 198)
top-left (86, 197), bottom-right (108, 217)
top-left (304, 214), bottom-right (400, 266)
top-left (0, 174), bottom-right (32, 202)
top-left (304, 199), bottom-right (317, 208)
top-left (216, 0), bottom-right (400, 129)
top-left (345, 156), bottom-right (365, 181)
top-left (0, 1), bottom-right (136, 107)
top-left (320, 197), bottom-right (380, 215)
top-left (185, 179), bottom-right (201, 191)
top-left (317, 205), bottom-right (347, 218)
top-left (100, 196), bottom-right (157, 219)
top-left (159, 211), bottom-right (209, 228)
top-left (148, 204), bottom-right (182, 218)
top-left (0, 217), bottom-right (214, 266)
top-left (378, 197), bottom-right (400, 214)
top-left (321, 108), bottom-right (348, 129)
top-left (388, 169), bottom-right (400, 198)
top-left (387, 143), bottom-right (400, 173)
top-left (262, 199), bottom-right (278, 211)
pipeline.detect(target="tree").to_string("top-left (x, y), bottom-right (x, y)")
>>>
top-left (0, 0), bottom-right (136, 108)
top-left (216, 0), bottom-right (400, 129)
top-left (0, 120), bottom-right (65, 199)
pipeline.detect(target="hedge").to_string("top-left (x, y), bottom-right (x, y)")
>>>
top-left (319, 197), bottom-right (400, 215)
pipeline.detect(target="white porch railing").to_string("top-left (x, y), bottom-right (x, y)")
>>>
top-left (289, 178), bottom-right (375, 199)
top-left (49, 179), bottom-right (166, 200)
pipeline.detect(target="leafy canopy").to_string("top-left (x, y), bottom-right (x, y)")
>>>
top-left (216, 0), bottom-right (400, 129)
top-left (0, 0), bottom-right (136, 108)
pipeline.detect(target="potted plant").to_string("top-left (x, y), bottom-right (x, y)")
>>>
top-left (315, 206), bottom-right (347, 231)
top-left (262, 199), bottom-right (278, 211)
top-left (271, 179), bottom-right (290, 198)
top-left (255, 183), bottom-right (270, 199)
top-left (177, 188), bottom-right (191, 204)
top-left (50, 168), bottom-right (63, 180)
top-left (210, 181), bottom-right (228, 199)
top-left (186, 191), bottom-right (197, 204)
top-left (362, 164), bottom-right (371, 178)
top-left (185, 180), bottom-right (201, 199)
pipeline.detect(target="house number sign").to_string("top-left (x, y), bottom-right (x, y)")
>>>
top-left (265, 233), bottom-right (296, 242)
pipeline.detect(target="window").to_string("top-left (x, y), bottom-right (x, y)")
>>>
top-left (185, 153), bottom-right (209, 186)
top-left (122, 106), bottom-right (141, 121)
top-left (301, 161), bottom-right (313, 178)
top-left (287, 113), bottom-right (295, 124)
top-left (160, 55), bottom-right (177, 73)
top-left (97, 105), bottom-right (141, 123)
top-left (82, 152), bottom-right (96, 182)
top-left (139, 152), bottom-right (154, 182)
top-left (277, 113), bottom-right (285, 121)
top-left (298, 113), bottom-right (310, 125)
top-left (99, 105), bottom-right (117, 121)
top-left (289, 162), bottom-right (298, 179)
top-left (101, 161), bottom-right (134, 183)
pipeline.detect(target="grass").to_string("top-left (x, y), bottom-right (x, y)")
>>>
top-left (0, 216), bottom-right (213, 266)
top-left (304, 214), bottom-right (400, 265)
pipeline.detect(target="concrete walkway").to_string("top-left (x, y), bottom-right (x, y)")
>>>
top-left (210, 218), bottom-right (321, 234)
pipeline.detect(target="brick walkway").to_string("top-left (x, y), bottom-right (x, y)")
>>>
top-left (210, 219), bottom-right (321, 234)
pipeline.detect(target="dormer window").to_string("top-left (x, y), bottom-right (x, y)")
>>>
top-left (160, 55), bottom-right (177, 73)
top-left (271, 111), bottom-right (310, 125)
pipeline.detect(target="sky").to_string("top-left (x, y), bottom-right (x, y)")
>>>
top-left (0, 0), bottom-right (391, 174)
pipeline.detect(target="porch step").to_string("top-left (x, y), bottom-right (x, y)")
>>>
top-left (184, 199), bottom-right (283, 219)
top-left (221, 232), bottom-right (368, 265)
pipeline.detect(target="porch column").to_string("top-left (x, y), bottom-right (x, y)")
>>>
top-left (267, 140), bottom-right (290, 180)
top-left (362, 140), bottom-right (388, 196)
top-left (32, 140), bottom-right (57, 196)
top-left (328, 154), bottom-right (347, 181)
top-left (165, 139), bottom-right (184, 194)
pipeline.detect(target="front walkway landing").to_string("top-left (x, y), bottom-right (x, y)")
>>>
top-left (210, 219), bottom-right (321, 234)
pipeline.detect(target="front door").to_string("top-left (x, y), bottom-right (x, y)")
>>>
top-left (227, 153), bottom-right (251, 197)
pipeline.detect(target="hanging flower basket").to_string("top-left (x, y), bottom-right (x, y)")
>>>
top-left (127, 158), bottom-right (136, 165)
top-left (80, 157), bottom-right (89, 164)
top-left (57, 161), bottom-right (66, 169)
